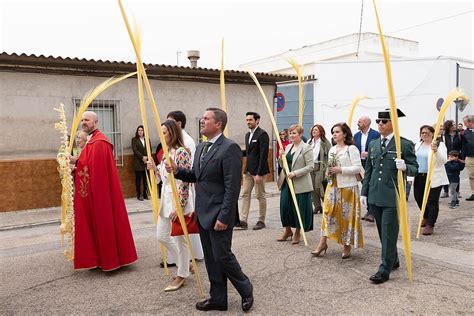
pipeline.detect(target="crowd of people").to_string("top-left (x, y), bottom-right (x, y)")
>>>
top-left (69, 108), bottom-right (474, 312)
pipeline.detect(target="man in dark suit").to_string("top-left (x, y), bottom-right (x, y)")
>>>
top-left (354, 116), bottom-right (380, 222)
top-left (236, 111), bottom-right (269, 231)
top-left (361, 109), bottom-right (418, 284)
top-left (167, 108), bottom-right (254, 312)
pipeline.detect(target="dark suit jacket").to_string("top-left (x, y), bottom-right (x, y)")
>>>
top-left (354, 128), bottom-right (380, 154)
top-left (244, 126), bottom-right (270, 176)
top-left (175, 134), bottom-right (243, 230)
top-left (131, 137), bottom-right (147, 171)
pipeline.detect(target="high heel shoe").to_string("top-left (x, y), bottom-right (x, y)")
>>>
top-left (342, 245), bottom-right (351, 259)
top-left (291, 233), bottom-right (301, 245)
top-left (311, 244), bottom-right (328, 257)
top-left (276, 231), bottom-right (293, 242)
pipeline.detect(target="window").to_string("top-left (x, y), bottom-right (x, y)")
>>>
top-left (73, 98), bottom-right (123, 166)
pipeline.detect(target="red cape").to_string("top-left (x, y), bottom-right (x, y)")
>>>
top-left (74, 130), bottom-right (137, 271)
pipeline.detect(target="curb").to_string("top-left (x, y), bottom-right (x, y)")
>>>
top-left (0, 191), bottom-right (280, 231)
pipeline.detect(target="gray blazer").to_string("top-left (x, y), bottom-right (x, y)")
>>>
top-left (277, 142), bottom-right (314, 194)
top-left (175, 134), bottom-right (242, 230)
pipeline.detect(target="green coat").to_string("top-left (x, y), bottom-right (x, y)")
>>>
top-left (361, 136), bottom-right (418, 208)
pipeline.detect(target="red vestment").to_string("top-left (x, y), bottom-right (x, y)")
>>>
top-left (74, 129), bottom-right (137, 271)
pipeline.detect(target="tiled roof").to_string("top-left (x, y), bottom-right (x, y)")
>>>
top-left (0, 52), bottom-right (296, 84)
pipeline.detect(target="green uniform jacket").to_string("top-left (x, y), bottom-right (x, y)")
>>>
top-left (361, 136), bottom-right (418, 208)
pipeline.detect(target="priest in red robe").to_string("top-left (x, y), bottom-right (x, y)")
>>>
top-left (74, 111), bottom-right (137, 271)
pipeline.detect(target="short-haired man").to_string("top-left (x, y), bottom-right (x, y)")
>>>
top-left (361, 109), bottom-right (418, 284)
top-left (236, 112), bottom-right (270, 230)
top-left (461, 114), bottom-right (474, 201)
top-left (167, 108), bottom-right (254, 312)
top-left (74, 111), bottom-right (137, 271)
top-left (354, 116), bottom-right (380, 222)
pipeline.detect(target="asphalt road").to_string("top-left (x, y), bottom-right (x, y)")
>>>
top-left (1, 188), bottom-right (473, 314)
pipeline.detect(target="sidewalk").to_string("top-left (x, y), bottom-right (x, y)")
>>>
top-left (0, 182), bottom-right (280, 231)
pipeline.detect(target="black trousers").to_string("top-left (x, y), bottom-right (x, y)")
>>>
top-left (414, 174), bottom-right (442, 227)
top-left (134, 171), bottom-right (148, 198)
top-left (198, 222), bottom-right (252, 306)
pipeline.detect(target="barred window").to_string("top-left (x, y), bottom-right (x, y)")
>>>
top-left (73, 99), bottom-right (123, 166)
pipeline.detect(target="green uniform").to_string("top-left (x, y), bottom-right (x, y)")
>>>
top-left (361, 136), bottom-right (418, 277)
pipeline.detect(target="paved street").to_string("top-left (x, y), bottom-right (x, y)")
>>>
top-left (1, 179), bottom-right (473, 314)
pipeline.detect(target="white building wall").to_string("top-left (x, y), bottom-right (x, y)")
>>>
top-left (312, 58), bottom-right (471, 142)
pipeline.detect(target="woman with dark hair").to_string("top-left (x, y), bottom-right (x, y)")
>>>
top-left (312, 122), bottom-right (363, 259)
top-left (307, 124), bottom-right (332, 214)
top-left (412, 125), bottom-right (448, 235)
top-left (132, 125), bottom-right (148, 200)
top-left (148, 120), bottom-right (194, 291)
top-left (440, 120), bottom-right (463, 198)
top-left (277, 124), bottom-right (314, 244)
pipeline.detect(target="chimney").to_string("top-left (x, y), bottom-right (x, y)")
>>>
top-left (187, 50), bottom-right (200, 68)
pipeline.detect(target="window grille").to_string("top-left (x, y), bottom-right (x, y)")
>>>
top-left (73, 98), bottom-right (123, 166)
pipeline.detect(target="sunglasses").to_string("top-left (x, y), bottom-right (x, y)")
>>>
top-left (376, 119), bottom-right (390, 124)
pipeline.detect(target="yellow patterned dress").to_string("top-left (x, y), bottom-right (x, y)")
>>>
top-left (320, 179), bottom-right (363, 247)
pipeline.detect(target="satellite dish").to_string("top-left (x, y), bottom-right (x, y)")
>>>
top-left (454, 98), bottom-right (469, 112)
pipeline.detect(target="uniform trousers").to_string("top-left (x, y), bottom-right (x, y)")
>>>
top-left (370, 204), bottom-right (399, 277)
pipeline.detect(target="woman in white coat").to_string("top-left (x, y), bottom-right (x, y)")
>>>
top-left (148, 120), bottom-right (194, 291)
top-left (312, 123), bottom-right (363, 259)
top-left (412, 125), bottom-right (449, 235)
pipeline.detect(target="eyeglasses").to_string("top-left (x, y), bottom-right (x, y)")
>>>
top-left (420, 132), bottom-right (432, 135)
top-left (376, 119), bottom-right (390, 124)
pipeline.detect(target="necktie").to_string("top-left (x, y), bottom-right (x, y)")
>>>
top-left (381, 138), bottom-right (387, 151)
top-left (200, 141), bottom-right (212, 167)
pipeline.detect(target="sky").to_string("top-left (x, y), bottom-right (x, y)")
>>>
top-left (0, 0), bottom-right (472, 70)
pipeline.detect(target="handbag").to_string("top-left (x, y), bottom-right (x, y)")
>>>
top-left (346, 146), bottom-right (364, 182)
top-left (171, 212), bottom-right (200, 236)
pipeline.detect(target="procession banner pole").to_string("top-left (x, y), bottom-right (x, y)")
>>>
top-left (118, 0), bottom-right (204, 298)
top-left (287, 59), bottom-right (304, 126)
top-left (220, 37), bottom-right (228, 137)
top-left (247, 70), bottom-right (308, 246)
top-left (373, 0), bottom-right (412, 282)
top-left (347, 95), bottom-right (369, 128)
top-left (416, 89), bottom-right (469, 238)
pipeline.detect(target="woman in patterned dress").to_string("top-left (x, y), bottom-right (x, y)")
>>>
top-left (311, 123), bottom-right (363, 258)
top-left (148, 120), bottom-right (193, 291)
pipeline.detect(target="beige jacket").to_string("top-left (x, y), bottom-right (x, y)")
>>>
top-left (277, 142), bottom-right (314, 194)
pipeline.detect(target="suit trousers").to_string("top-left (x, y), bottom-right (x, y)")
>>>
top-left (156, 214), bottom-right (190, 278)
top-left (199, 222), bottom-right (252, 306)
top-left (310, 162), bottom-right (327, 212)
top-left (370, 204), bottom-right (399, 276)
top-left (413, 174), bottom-right (442, 227)
top-left (135, 171), bottom-right (147, 198)
top-left (240, 172), bottom-right (267, 223)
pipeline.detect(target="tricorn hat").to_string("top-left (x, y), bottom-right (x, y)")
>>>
top-left (377, 108), bottom-right (406, 119)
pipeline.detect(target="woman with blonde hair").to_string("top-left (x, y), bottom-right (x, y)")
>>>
top-left (312, 122), bottom-right (363, 259)
top-left (277, 124), bottom-right (314, 244)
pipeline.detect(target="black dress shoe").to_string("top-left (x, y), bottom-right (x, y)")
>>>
top-left (369, 272), bottom-right (389, 284)
top-left (195, 299), bottom-right (227, 311)
top-left (242, 293), bottom-right (254, 312)
top-left (465, 194), bottom-right (474, 201)
top-left (392, 261), bottom-right (400, 270)
top-left (160, 261), bottom-right (176, 268)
